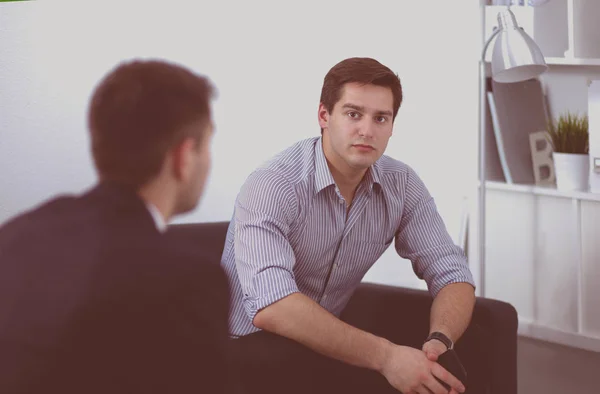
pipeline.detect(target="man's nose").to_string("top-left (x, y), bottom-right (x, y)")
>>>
top-left (358, 119), bottom-right (375, 138)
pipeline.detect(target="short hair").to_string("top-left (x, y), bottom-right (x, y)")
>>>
top-left (320, 57), bottom-right (402, 119)
top-left (88, 59), bottom-right (216, 188)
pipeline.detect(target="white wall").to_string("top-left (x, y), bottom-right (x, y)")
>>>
top-left (0, 0), bottom-right (480, 289)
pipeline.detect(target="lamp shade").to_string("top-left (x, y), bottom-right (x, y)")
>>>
top-left (491, 8), bottom-right (548, 83)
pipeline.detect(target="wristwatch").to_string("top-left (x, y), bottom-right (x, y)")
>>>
top-left (425, 331), bottom-right (454, 350)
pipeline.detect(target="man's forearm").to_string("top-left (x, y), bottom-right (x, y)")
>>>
top-left (429, 282), bottom-right (476, 343)
top-left (253, 292), bottom-right (392, 372)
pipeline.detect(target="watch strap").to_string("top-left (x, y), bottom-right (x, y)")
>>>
top-left (425, 331), bottom-right (453, 350)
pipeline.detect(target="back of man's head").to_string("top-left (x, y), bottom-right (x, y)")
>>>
top-left (88, 59), bottom-right (215, 190)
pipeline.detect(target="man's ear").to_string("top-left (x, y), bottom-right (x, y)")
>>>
top-left (171, 137), bottom-right (197, 182)
top-left (317, 103), bottom-right (330, 130)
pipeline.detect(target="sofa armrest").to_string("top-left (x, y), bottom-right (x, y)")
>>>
top-left (341, 282), bottom-right (517, 394)
top-left (166, 222), bottom-right (229, 263)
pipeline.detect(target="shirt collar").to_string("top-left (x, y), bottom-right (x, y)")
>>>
top-left (145, 202), bottom-right (167, 233)
top-left (314, 137), bottom-right (336, 193)
top-left (314, 136), bottom-right (382, 194)
top-left (366, 160), bottom-right (382, 192)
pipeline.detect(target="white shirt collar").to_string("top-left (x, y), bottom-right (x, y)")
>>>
top-left (145, 203), bottom-right (167, 233)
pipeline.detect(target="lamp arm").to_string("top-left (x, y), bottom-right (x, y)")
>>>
top-left (481, 26), bottom-right (502, 61)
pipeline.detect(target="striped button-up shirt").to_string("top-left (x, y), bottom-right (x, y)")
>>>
top-left (221, 137), bottom-right (474, 337)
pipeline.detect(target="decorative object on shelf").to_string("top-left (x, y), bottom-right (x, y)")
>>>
top-left (489, 77), bottom-right (548, 185)
top-left (548, 111), bottom-right (589, 191)
top-left (484, 78), bottom-right (508, 182)
top-left (478, 6), bottom-right (547, 297)
top-left (529, 130), bottom-right (556, 187)
top-left (588, 80), bottom-right (600, 193)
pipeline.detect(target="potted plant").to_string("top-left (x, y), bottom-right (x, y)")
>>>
top-left (548, 111), bottom-right (589, 191)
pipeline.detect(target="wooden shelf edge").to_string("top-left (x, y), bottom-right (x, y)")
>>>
top-left (518, 319), bottom-right (600, 353)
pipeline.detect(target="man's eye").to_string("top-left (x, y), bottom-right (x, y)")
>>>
top-left (376, 116), bottom-right (387, 123)
top-left (347, 111), bottom-right (360, 119)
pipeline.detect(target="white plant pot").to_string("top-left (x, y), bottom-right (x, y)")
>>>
top-left (553, 152), bottom-right (589, 191)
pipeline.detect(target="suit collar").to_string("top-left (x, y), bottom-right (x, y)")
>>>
top-left (86, 182), bottom-right (162, 234)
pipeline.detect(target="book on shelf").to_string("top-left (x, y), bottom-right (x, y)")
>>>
top-left (486, 77), bottom-right (549, 185)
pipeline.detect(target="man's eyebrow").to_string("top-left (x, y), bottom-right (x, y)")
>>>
top-left (375, 109), bottom-right (393, 117)
top-left (341, 103), bottom-right (392, 117)
top-left (341, 103), bottom-right (365, 112)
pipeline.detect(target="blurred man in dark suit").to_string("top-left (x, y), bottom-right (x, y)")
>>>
top-left (0, 59), bottom-right (230, 393)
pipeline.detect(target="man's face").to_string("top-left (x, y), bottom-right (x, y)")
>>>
top-left (319, 82), bottom-right (394, 173)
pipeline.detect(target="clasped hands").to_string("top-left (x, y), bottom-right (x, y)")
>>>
top-left (380, 339), bottom-right (466, 394)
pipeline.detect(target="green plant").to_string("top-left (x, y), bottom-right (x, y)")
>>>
top-left (548, 111), bottom-right (589, 154)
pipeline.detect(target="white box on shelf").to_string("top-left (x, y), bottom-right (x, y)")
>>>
top-left (565, 0), bottom-right (600, 59)
top-left (533, 0), bottom-right (569, 58)
top-left (588, 80), bottom-right (600, 193)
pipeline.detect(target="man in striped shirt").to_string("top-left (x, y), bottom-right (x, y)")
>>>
top-left (223, 57), bottom-right (475, 394)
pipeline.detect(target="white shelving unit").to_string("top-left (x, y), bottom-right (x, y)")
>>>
top-left (476, 3), bottom-right (600, 353)
top-left (484, 181), bottom-right (600, 352)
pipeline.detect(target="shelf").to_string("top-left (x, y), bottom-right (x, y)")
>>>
top-left (483, 57), bottom-right (600, 68)
top-left (484, 181), bottom-right (600, 202)
top-left (545, 57), bottom-right (600, 67)
top-left (518, 318), bottom-right (600, 353)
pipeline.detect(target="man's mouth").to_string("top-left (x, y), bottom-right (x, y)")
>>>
top-left (352, 144), bottom-right (375, 151)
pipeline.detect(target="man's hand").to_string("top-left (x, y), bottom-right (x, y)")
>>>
top-left (380, 344), bottom-right (465, 394)
top-left (422, 339), bottom-right (448, 362)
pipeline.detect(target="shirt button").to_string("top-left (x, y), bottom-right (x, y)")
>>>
top-left (338, 199), bottom-right (344, 204)
top-left (322, 294), bottom-right (328, 300)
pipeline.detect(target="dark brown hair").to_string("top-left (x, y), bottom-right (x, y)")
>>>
top-left (320, 57), bottom-right (402, 121)
top-left (88, 59), bottom-right (215, 188)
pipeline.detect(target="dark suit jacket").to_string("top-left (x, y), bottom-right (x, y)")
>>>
top-left (0, 183), bottom-right (230, 394)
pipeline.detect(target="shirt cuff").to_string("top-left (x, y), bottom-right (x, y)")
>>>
top-left (242, 272), bottom-right (299, 323)
top-left (428, 268), bottom-right (476, 298)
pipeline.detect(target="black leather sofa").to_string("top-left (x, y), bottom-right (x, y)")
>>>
top-left (167, 221), bottom-right (518, 394)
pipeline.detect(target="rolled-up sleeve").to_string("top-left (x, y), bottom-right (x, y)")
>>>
top-left (234, 169), bottom-right (300, 323)
top-left (394, 167), bottom-right (475, 297)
